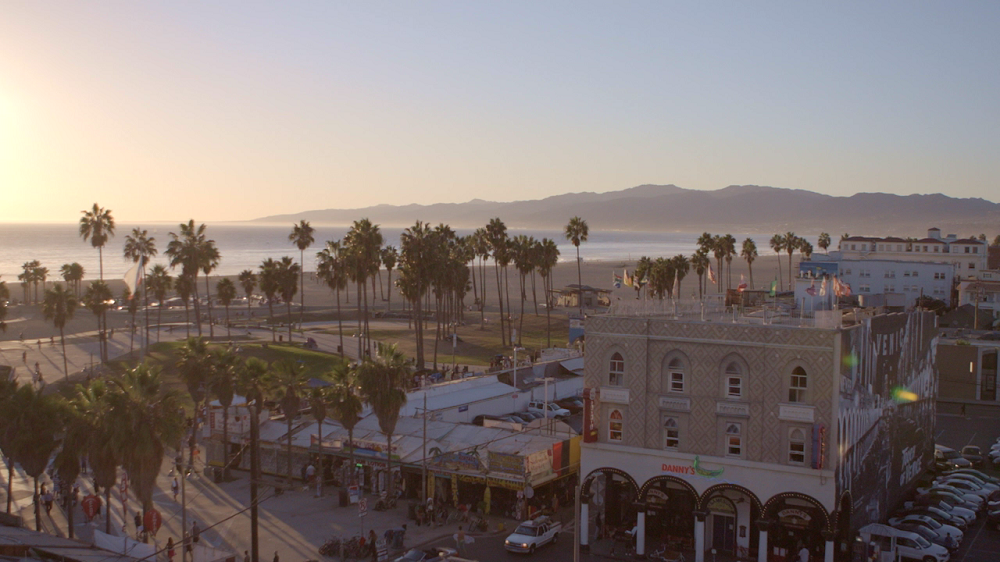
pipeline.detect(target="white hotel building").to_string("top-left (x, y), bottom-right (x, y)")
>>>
top-left (837, 227), bottom-right (987, 278)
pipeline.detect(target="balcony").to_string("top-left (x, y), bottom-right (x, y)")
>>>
top-left (601, 387), bottom-right (630, 405)
top-left (778, 403), bottom-right (815, 423)
top-left (659, 395), bottom-right (691, 412)
top-left (716, 401), bottom-right (750, 418)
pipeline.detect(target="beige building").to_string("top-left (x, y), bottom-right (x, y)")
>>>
top-left (579, 310), bottom-right (937, 562)
top-left (837, 227), bottom-right (987, 278)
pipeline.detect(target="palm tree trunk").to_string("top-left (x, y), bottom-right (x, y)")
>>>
top-left (470, 263), bottom-right (478, 313)
top-left (99, 246), bottom-right (104, 280)
top-left (184, 303), bottom-right (190, 339)
top-left (575, 246), bottom-right (583, 315)
top-left (347, 428), bottom-right (355, 487)
top-left (386, 269), bottom-right (393, 312)
top-left (385, 432), bottom-right (393, 497)
top-left (787, 251), bottom-right (794, 291)
top-left (544, 274), bottom-right (551, 348)
top-left (336, 289), bottom-right (344, 357)
top-left (531, 271), bottom-right (539, 316)
top-left (130, 309), bottom-right (136, 353)
top-left (749, 262), bottom-right (754, 289)
top-left (157, 303), bottom-right (163, 343)
top-left (34, 478), bottom-right (40, 531)
top-left (268, 301), bottom-right (276, 342)
top-left (143, 269), bottom-right (150, 355)
top-left (105, 487), bottom-right (111, 534)
top-left (247, 297), bottom-right (253, 326)
top-left (6, 456), bottom-right (13, 514)
top-left (356, 281), bottom-right (363, 358)
top-left (66, 488), bottom-right (74, 538)
top-left (225, 304), bottom-right (231, 338)
top-left (286, 301), bottom-right (293, 343)
top-left (300, 250), bottom-right (306, 327)
top-left (518, 274), bottom-right (525, 345)
top-left (222, 407), bottom-right (229, 479)
top-left (193, 273), bottom-right (202, 337)
top-left (494, 262), bottom-right (505, 346)
top-left (504, 267), bottom-right (512, 332)
top-left (287, 418), bottom-right (294, 486)
top-left (378, 270), bottom-right (385, 301)
top-left (316, 422), bottom-right (324, 498)
top-left (776, 254), bottom-right (783, 292)
top-left (205, 275), bottom-right (215, 338)
top-left (432, 296), bottom-right (441, 370)
top-left (60, 327), bottom-right (68, 381)
top-left (414, 296), bottom-right (424, 369)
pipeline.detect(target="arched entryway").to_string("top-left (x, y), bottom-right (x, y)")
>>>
top-left (640, 476), bottom-right (699, 552)
top-left (581, 468), bottom-right (639, 546)
top-left (699, 484), bottom-right (763, 560)
top-left (763, 492), bottom-right (831, 562)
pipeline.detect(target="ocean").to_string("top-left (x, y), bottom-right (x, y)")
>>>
top-left (0, 222), bottom-right (814, 281)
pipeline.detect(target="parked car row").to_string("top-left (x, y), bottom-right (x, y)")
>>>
top-left (470, 396), bottom-right (583, 427)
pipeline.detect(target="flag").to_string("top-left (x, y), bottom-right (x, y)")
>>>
top-left (819, 277), bottom-right (827, 297)
top-left (123, 261), bottom-right (142, 298)
top-left (708, 265), bottom-right (717, 285)
top-left (833, 276), bottom-right (844, 298)
top-left (636, 274), bottom-right (647, 288)
top-left (624, 270), bottom-right (633, 287)
top-left (841, 281), bottom-right (852, 297)
top-left (613, 272), bottom-right (623, 289)
top-left (806, 280), bottom-right (816, 296)
top-left (769, 280), bottom-right (777, 297)
top-left (737, 274), bottom-right (747, 292)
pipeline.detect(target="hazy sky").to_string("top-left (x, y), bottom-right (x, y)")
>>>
top-left (2, 2), bottom-right (998, 223)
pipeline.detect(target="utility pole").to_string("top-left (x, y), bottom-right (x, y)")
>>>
top-left (421, 393), bottom-right (427, 502)
top-left (250, 402), bottom-right (260, 562)
top-left (181, 445), bottom-right (187, 562)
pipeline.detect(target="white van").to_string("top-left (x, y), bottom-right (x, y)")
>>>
top-left (858, 523), bottom-right (950, 562)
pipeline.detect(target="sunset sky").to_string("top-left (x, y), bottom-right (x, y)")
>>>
top-left (2, 2), bottom-right (998, 223)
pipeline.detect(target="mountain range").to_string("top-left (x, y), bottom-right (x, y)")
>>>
top-left (253, 185), bottom-right (1000, 235)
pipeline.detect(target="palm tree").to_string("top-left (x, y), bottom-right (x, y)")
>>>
top-left (276, 256), bottom-right (301, 343)
top-left (345, 219), bottom-right (383, 357)
top-left (124, 227), bottom-right (157, 349)
top-left (398, 222), bottom-right (433, 369)
top-left (107, 365), bottom-right (185, 513)
top-left (328, 361), bottom-right (362, 488)
top-left (42, 284), bottom-right (77, 380)
top-left (711, 235), bottom-right (725, 292)
top-left (784, 232), bottom-right (797, 290)
top-left (177, 337), bottom-right (212, 462)
top-left (238, 269), bottom-right (257, 319)
top-left (691, 251), bottom-right (709, 299)
top-left (146, 265), bottom-right (172, 343)
top-left (317, 241), bottom-right (348, 357)
top-left (289, 220), bottom-right (315, 326)
top-left (0, 279), bottom-right (8, 334)
top-left (817, 233), bottom-right (831, 253)
top-left (671, 255), bottom-right (690, 299)
top-left (17, 262), bottom-right (33, 305)
top-left (0, 374), bottom-right (19, 514)
top-left (166, 220), bottom-right (216, 337)
top-left (200, 242), bottom-right (222, 338)
top-left (60, 263), bottom-right (85, 298)
top-left (741, 238), bottom-right (758, 289)
top-left (485, 219), bottom-right (509, 346)
top-left (511, 235), bottom-right (534, 344)
top-left (2, 384), bottom-right (63, 530)
top-left (216, 278), bottom-right (237, 338)
top-left (309, 386), bottom-right (328, 497)
top-left (472, 228), bottom-right (490, 327)
top-left (381, 246), bottom-right (398, 311)
top-left (79, 203), bottom-right (115, 280)
top-left (122, 287), bottom-right (139, 353)
top-left (770, 234), bottom-right (785, 292)
top-left (564, 217), bottom-right (589, 315)
top-left (31, 264), bottom-right (48, 304)
top-left (357, 343), bottom-right (409, 497)
top-left (799, 239), bottom-right (814, 260)
top-left (259, 258), bottom-right (280, 342)
top-left (63, 381), bottom-right (119, 533)
top-left (269, 361), bottom-right (311, 485)
top-left (175, 275), bottom-right (195, 338)
top-left (207, 348), bottom-right (238, 477)
top-left (537, 238), bottom-right (559, 347)
top-left (83, 280), bottom-right (113, 363)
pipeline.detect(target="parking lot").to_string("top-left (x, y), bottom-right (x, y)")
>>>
top-left (933, 406), bottom-right (1000, 562)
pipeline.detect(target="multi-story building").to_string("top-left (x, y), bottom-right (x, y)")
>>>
top-left (795, 259), bottom-right (955, 309)
top-left (579, 310), bottom-right (937, 562)
top-left (957, 270), bottom-right (1000, 318)
top-left (937, 330), bottom-right (1000, 405)
top-left (837, 227), bottom-right (987, 277)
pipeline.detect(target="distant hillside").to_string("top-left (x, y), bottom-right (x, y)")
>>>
top-left (252, 184), bottom-right (1000, 235)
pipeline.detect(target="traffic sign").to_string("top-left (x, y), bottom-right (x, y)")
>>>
top-left (358, 498), bottom-right (368, 518)
top-left (143, 509), bottom-right (162, 536)
top-left (82, 495), bottom-right (99, 519)
top-left (376, 538), bottom-right (387, 562)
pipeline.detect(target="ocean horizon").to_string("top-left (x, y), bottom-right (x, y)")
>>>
top-left (0, 222), bottom-right (815, 282)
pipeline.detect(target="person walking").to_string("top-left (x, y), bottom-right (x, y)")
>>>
top-left (368, 530), bottom-right (378, 562)
top-left (455, 526), bottom-right (466, 556)
top-left (243, 551), bottom-right (250, 562)
top-left (43, 489), bottom-right (53, 514)
top-left (172, 477), bottom-right (179, 501)
top-left (167, 538), bottom-right (176, 562)
top-left (192, 521), bottom-right (201, 545)
top-left (798, 543), bottom-right (810, 562)
top-left (272, 551), bottom-right (279, 562)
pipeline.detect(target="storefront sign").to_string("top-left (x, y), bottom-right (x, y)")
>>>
top-left (778, 508), bottom-right (812, 522)
top-left (526, 450), bottom-right (552, 482)
top-left (811, 424), bottom-right (826, 469)
top-left (583, 387), bottom-right (600, 443)
top-left (434, 451), bottom-right (481, 471)
top-left (646, 488), bottom-right (669, 503)
top-left (488, 451), bottom-right (525, 476)
top-left (707, 497), bottom-right (735, 515)
top-left (601, 387), bottom-right (630, 405)
top-left (661, 463), bottom-right (695, 475)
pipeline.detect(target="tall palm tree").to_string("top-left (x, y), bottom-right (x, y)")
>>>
top-left (817, 233), bottom-right (831, 253)
top-left (399, 222), bottom-right (433, 368)
top-left (671, 255), bottom-right (690, 299)
top-left (200, 243), bottom-right (222, 338)
top-left (178, 337), bottom-right (212, 462)
top-left (207, 348), bottom-right (238, 477)
top-left (146, 265), bottom-right (172, 343)
top-left (122, 287), bottom-right (139, 353)
top-left (79, 203), bottom-right (115, 280)
top-left (328, 361), bottom-right (362, 488)
top-left (31, 264), bottom-right (48, 304)
top-left (289, 220), bottom-right (315, 326)
top-left (485, 219), bottom-right (509, 346)
top-left (770, 234), bottom-right (785, 292)
top-left (799, 239), bottom-right (814, 260)
top-left (67, 381), bottom-right (120, 533)
top-left (472, 228), bottom-right (490, 327)
top-left (721, 234), bottom-right (736, 291)
top-left (83, 280), bottom-right (113, 363)
top-left (0, 279), bottom-right (8, 334)
top-left (107, 365), bottom-right (185, 513)
top-left (216, 278), bottom-right (237, 338)
top-left (511, 235), bottom-right (534, 343)
top-left (0, 374), bottom-right (19, 514)
top-left (238, 269), bottom-right (257, 319)
top-left (309, 386), bottom-right (329, 497)
top-left (18, 261), bottom-right (37, 304)
top-left (381, 246), bottom-right (398, 311)
top-left (2, 384), bottom-right (63, 530)
top-left (537, 238), bottom-right (559, 347)
top-left (175, 274), bottom-right (195, 338)
top-left (124, 228), bottom-right (157, 349)
top-left (317, 241), bottom-right (348, 357)
top-left (357, 343), bottom-right (409, 497)
top-left (345, 219), bottom-right (383, 357)
top-left (711, 235), bottom-right (725, 292)
top-left (741, 238), bottom-right (758, 289)
top-left (42, 283), bottom-right (77, 380)
top-left (784, 231), bottom-right (797, 291)
top-left (259, 258), bottom-right (280, 342)
top-left (166, 220), bottom-right (216, 337)
top-left (276, 256), bottom-right (301, 343)
top-left (691, 251), bottom-right (709, 299)
top-left (60, 263), bottom-right (85, 298)
top-left (269, 361), bottom-right (311, 485)
top-left (564, 217), bottom-right (589, 315)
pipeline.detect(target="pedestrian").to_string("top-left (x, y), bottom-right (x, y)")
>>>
top-left (243, 551), bottom-right (250, 562)
top-left (72, 485), bottom-right (79, 507)
top-left (272, 551), bottom-right (279, 562)
top-left (22, 350), bottom-right (26, 362)
top-left (172, 477), bottom-right (179, 501)
top-left (455, 525), bottom-right (465, 556)
top-left (43, 489), bottom-right (53, 514)
top-left (167, 538), bottom-right (175, 562)
top-left (192, 521), bottom-right (200, 544)
top-left (798, 543), bottom-right (810, 562)
top-left (961, 403), bottom-right (967, 417)
top-left (135, 512), bottom-right (143, 539)
top-left (368, 530), bottom-right (377, 561)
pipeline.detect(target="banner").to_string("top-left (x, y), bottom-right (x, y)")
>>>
top-left (582, 387), bottom-right (600, 443)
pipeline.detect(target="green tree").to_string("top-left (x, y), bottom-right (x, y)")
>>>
top-left (207, 348), bottom-right (238, 477)
top-left (146, 265), bottom-right (172, 343)
top-left (83, 280), bottom-right (113, 363)
top-left (269, 361), bottom-right (311, 485)
top-left (289, 220), bottom-right (315, 326)
top-left (124, 227), bottom-right (157, 349)
top-left (42, 283), bottom-right (77, 380)
top-left (711, 235), bottom-right (725, 292)
top-left (0, 374), bottom-right (20, 513)
top-left (485, 218), bottom-right (509, 345)
top-left (200, 242), bottom-right (222, 338)
top-left (328, 361), bottom-right (362, 488)
top-left (178, 337), bottom-right (212, 462)
top-left (671, 254), bottom-right (690, 298)
top-left (259, 258), bottom-right (280, 342)
top-left (564, 216), bottom-right (589, 315)
top-left (166, 220), bottom-right (216, 337)
top-left (31, 263), bottom-right (48, 304)
top-left (276, 256), bottom-right (301, 343)
top-left (65, 381), bottom-right (120, 533)
top-left (238, 269), bottom-right (258, 320)
top-left (357, 343), bottom-right (409, 497)
top-left (817, 233), bottom-right (831, 253)
top-left (799, 239), bottom-right (814, 260)
top-left (690, 251), bottom-right (710, 299)
top-left (216, 278), bottom-right (237, 338)
top-left (770, 234), bottom-right (785, 291)
top-left (784, 231), bottom-right (798, 291)
top-left (60, 262), bottom-right (85, 298)
top-left (2, 385), bottom-right (62, 530)
top-left (0, 278), bottom-right (8, 333)
top-left (79, 203), bottom-right (115, 280)
top-left (381, 246), bottom-right (399, 312)
top-left (537, 238), bottom-right (560, 347)
top-left (345, 219), bottom-right (383, 357)
top-left (310, 386), bottom-right (328, 497)
top-left (398, 222), bottom-right (434, 368)
top-left (175, 274), bottom-right (195, 338)
top-left (741, 238), bottom-right (758, 290)
top-left (317, 241), bottom-right (348, 357)
top-left (721, 234), bottom-right (736, 291)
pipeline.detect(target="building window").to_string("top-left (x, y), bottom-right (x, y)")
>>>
top-left (667, 358), bottom-right (685, 393)
top-left (844, 268), bottom-right (852, 276)
top-left (725, 362), bottom-right (743, 399)
top-left (965, 247), bottom-right (970, 254)
top-left (663, 417), bottom-right (679, 450)
top-left (860, 284), bottom-right (870, 292)
top-left (609, 409), bottom-right (623, 442)
top-left (912, 271), bottom-right (918, 277)
top-left (789, 429), bottom-right (806, 464)
top-left (896, 244), bottom-right (902, 251)
top-left (878, 244), bottom-right (884, 251)
top-left (969, 263), bottom-right (975, 269)
top-left (789, 367), bottom-right (808, 403)
top-left (726, 423), bottom-right (742, 457)
top-left (934, 246), bottom-right (940, 253)
top-left (903, 270), bottom-right (910, 277)
top-left (973, 247), bottom-right (979, 254)
top-left (609, 353), bottom-right (624, 386)
top-left (850, 244), bottom-right (856, 250)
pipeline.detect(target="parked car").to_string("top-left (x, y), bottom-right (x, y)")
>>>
top-left (518, 410), bottom-right (544, 421)
top-left (892, 523), bottom-right (959, 552)
top-left (917, 489), bottom-right (981, 513)
top-left (555, 397), bottom-right (584, 414)
top-left (527, 401), bottom-right (570, 419)
top-left (393, 547), bottom-right (457, 562)
top-left (935, 478), bottom-right (992, 500)
top-left (936, 445), bottom-right (973, 469)
top-left (961, 446), bottom-right (984, 467)
top-left (904, 499), bottom-right (977, 525)
top-left (896, 505), bottom-right (970, 529)
top-left (944, 468), bottom-right (1000, 486)
top-left (918, 484), bottom-right (984, 508)
top-left (859, 524), bottom-right (950, 562)
top-left (887, 515), bottom-right (963, 544)
top-left (505, 413), bottom-right (532, 424)
top-left (504, 516), bottom-right (562, 554)
top-left (943, 473), bottom-right (999, 493)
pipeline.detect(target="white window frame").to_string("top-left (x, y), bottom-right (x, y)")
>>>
top-left (609, 353), bottom-right (625, 387)
top-left (726, 423), bottom-right (742, 457)
top-left (789, 367), bottom-right (808, 403)
top-left (727, 376), bottom-right (743, 399)
top-left (609, 409), bottom-right (623, 442)
top-left (663, 417), bottom-right (679, 450)
top-left (789, 428), bottom-right (806, 465)
top-left (670, 371), bottom-right (685, 393)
